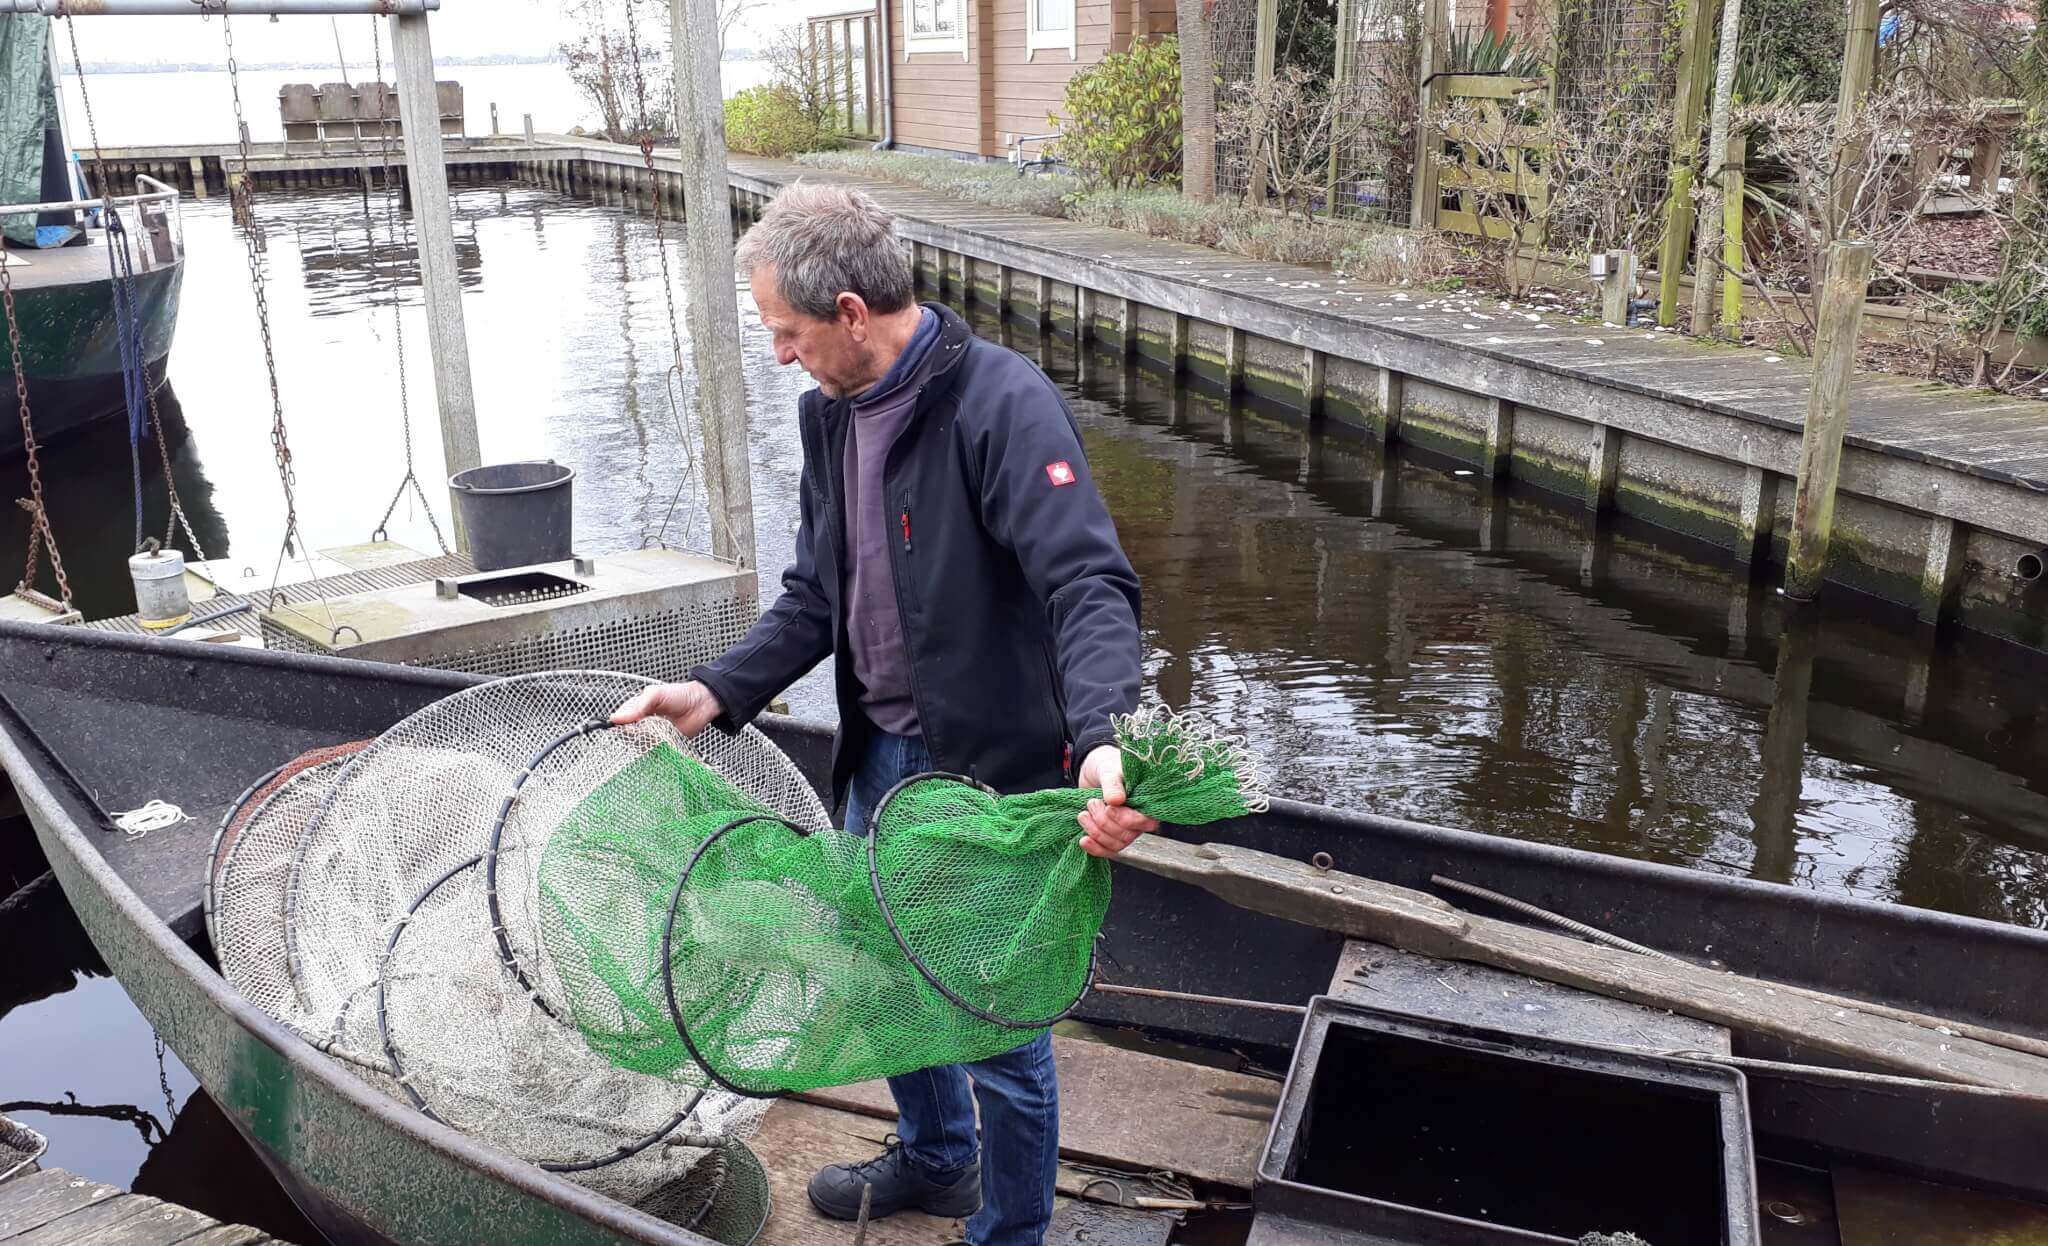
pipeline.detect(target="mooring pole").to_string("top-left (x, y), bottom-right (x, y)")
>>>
top-left (388, 9), bottom-right (480, 550)
top-left (1783, 240), bottom-right (1874, 602)
top-left (672, 0), bottom-right (757, 570)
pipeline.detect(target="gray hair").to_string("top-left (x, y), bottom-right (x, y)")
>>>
top-left (735, 182), bottom-right (915, 319)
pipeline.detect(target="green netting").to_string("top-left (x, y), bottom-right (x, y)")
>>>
top-left (537, 708), bottom-right (1267, 1096)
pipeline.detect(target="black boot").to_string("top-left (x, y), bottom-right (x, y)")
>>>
top-left (806, 1135), bottom-right (982, 1221)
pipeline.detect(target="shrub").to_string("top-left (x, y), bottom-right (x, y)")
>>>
top-left (1335, 228), bottom-right (1458, 287)
top-left (725, 85), bottom-right (839, 158)
top-left (1055, 35), bottom-right (1183, 189)
top-left (796, 151), bottom-right (1080, 216)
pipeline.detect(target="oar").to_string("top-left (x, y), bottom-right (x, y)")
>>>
top-left (1116, 836), bottom-right (2048, 1094)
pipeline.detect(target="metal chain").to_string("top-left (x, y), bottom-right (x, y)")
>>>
top-left (2, 259), bottom-right (72, 606)
top-left (64, 17), bottom-right (206, 563)
top-left (222, 17), bottom-right (316, 584)
top-left (620, 2), bottom-right (700, 550)
top-left (365, 18), bottom-right (447, 553)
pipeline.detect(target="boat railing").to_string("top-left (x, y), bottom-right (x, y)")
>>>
top-left (0, 173), bottom-right (184, 275)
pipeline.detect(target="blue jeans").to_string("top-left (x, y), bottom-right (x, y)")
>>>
top-left (844, 729), bottom-right (1060, 1246)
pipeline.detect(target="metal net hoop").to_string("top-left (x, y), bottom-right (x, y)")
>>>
top-left (372, 851), bottom-right (742, 1185)
top-left (864, 771), bottom-right (1100, 1032)
top-left (485, 716), bottom-right (826, 1027)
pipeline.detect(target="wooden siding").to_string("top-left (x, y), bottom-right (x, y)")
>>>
top-left (889, 0), bottom-right (1178, 159)
top-left (891, 0), bottom-right (984, 155)
top-left (989, 0), bottom-right (1114, 151)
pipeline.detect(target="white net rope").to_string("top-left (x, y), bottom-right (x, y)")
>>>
top-left (209, 670), bottom-right (822, 1229)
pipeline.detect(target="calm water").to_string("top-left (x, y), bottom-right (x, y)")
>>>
top-left (5, 179), bottom-right (2048, 1232)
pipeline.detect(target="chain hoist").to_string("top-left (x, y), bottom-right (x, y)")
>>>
top-left (3, 258), bottom-right (73, 608)
top-left (64, 16), bottom-right (205, 562)
top-left (364, 18), bottom-right (448, 554)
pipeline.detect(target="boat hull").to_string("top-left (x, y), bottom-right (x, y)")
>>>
top-left (0, 257), bottom-right (181, 456)
top-left (1, 621), bottom-right (2046, 1237)
top-left (0, 641), bottom-right (711, 1246)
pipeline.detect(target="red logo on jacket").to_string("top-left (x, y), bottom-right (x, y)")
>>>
top-left (1045, 461), bottom-right (1076, 487)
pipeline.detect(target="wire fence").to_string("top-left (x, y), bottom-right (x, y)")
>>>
top-left (1211, 0), bottom-right (1265, 202)
top-left (1547, 0), bottom-right (1684, 254)
top-left (1330, 0), bottom-right (1423, 224)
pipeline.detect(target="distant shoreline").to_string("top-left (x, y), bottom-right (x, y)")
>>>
top-left (67, 51), bottom-right (760, 74)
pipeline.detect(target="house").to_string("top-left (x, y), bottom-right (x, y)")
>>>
top-left (876, 0), bottom-right (1176, 161)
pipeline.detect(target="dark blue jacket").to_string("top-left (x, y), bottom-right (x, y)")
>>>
top-left (693, 302), bottom-right (1144, 802)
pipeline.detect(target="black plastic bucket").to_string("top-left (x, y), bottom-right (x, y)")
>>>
top-left (449, 460), bottom-right (575, 572)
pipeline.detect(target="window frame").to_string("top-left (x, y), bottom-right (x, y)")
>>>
top-left (905, 0), bottom-right (968, 60)
top-left (1025, 0), bottom-right (1076, 60)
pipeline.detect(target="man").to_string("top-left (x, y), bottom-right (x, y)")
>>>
top-left (612, 182), bottom-right (1156, 1246)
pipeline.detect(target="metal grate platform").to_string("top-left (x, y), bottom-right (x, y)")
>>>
top-left (84, 550), bottom-right (476, 640)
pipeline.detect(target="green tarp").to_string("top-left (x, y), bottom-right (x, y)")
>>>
top-left (1, 14), bottom-right (57, 247)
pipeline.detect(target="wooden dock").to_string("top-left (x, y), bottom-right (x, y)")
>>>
top-left (78, 132), bottom-right (2048, 644)
top-left (0, 1166), bottom-right (293, 1245)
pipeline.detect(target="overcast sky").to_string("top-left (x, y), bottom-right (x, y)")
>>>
top-left (58, 1), bottom-right (807, 64)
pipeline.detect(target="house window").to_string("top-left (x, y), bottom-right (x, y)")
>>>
top-left (1026, 0), bottom-right (1076, 59)
top-left (907, 0), bottom-right (967, 58)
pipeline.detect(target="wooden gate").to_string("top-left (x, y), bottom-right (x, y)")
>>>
top-left (1427, 74), bottom-right (1550, 243)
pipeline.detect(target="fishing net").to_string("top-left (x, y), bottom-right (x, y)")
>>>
top-left (539, 707), bottom-right (1269, 1095)
top-left (205, 671), bottom-right (820, 1241)
top-left (0, 1113), bottom-right (47, 1184)
top-left (204, 739), bottom-right (370, 954)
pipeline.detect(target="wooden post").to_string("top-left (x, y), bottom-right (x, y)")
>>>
top-left (1168, 313), bottom-right (1189, 375)
top-left (1657, 0), bottom-right (1721, 327)
top-left (1248, 0), bottom-right (1279, 204)
top-left (1689, 0), bottom-right (1743, 333)
top-left (1177, 0), bottom-right (1216, 201)
top-left (1584, 423), bottom-right (1621, 512)
top-left (1736, 463), bottom-right (1778, 568)
top-left (389, 11), bottom-right (481, 548)
top-left (1326, 0), bottom-right (1352, 217)
top-left (1783, 240), bottom-right (1875, 601)
top-left (1301, 346), bottom-right (1325, 420)
top-left (1721, 129), bottom-right (1746, 330)
top-left (1375, 366), bottom-right (1403, 447)
top-left (1829, 0), bottom-right (1882, 237)
top-left (843, 17), bottom-right (857, 134)
top-left (1225, 327), bottom-right (1247, 393)
top-left (524, 113), bottom-right (534, 142)
top-left (673, 0), bottom-right (758, 570)
top-left (1599, 250), bottom-right (1636, 327)
top-left (1409, 0), bottom-right (1448, 231)
top-left (1917, 515), bottom-right (1967, 626)
top-left (1481, 396), bottom-right (1514, 481)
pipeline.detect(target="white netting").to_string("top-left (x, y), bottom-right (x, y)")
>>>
top-left (207, 670), bottom-right (818, 1235)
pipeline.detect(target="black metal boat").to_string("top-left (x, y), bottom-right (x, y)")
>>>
top-left (2, 619), bottom-right (2046, 1244)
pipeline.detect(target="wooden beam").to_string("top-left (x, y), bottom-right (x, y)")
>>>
top-left (1410, 0), bottom-right (1448, 230)
top-left (1248, 0), bottom-right (1279, 204)
top-left (1657, 0), bottom-right (1722, 326)
top-left (1116, 834), bottom-right (2048, 1092)
top-left (1785, 240), bottom-right (1875, 601)
top-left (1722, 129), bottom-right (1747, 331)
top-left (388, 12), bottom-right (480, 549)
top-left (1829, 0), bottom-right (1883, 235)
top-left (673, 0), bottom-right (757, 569)
top-left (1690, 0), bottom-right (1743, 333)
top-left (1585, 422), bottom-right (1621, 512)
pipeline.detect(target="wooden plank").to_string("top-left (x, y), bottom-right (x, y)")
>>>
top-left (749, 1100), bottom-right (971, 1246)
top-left (176, 1230), bottom-right (275, 1246)
top-left (1116, 835), bottom-right (2048, 1092)
top-left (7, 1193), bottom-right (213, 1246)
top-left (1833, 1164), bottom-right (2048, 1244)
top-left (0, 1170), bottom-right (126, 1239)
top-left (794, 1035), bottom-right (1278, 1189)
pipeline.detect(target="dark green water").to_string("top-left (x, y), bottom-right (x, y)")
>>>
top-left (4, 181), bottom-right (2047, 1235)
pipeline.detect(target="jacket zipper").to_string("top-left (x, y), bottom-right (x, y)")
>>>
top-left (901, 501), bottom-right (912, 552)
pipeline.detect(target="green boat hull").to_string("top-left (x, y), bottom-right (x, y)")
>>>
top-left (1, 256), bottom-right (180, 455)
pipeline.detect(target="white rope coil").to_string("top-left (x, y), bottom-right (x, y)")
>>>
top-left (111, 799), bottom-right (189, 837)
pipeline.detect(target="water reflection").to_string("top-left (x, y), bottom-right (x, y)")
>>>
top-left (991, 310), bottom-right (2048, 926)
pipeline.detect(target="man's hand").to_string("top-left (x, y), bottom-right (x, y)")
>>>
top-left (611, 680), bottom-right (724, 737)
top-left (1076, 745), bottom-right (1159, 858)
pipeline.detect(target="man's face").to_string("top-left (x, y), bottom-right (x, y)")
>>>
top-left (750, 265), bottom-right (865, 398)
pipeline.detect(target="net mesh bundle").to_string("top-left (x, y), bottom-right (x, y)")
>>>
top-left (206, 671), bottom-right (821, 1240)
top-left (539, 707), bottom-right (1269, 1096)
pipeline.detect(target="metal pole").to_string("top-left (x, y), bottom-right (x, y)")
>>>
top-left (388, 9), bottom-right (480, 549)
top-left (673, 0), bottom-right (757, 570)
top-left (1783, 240), bottom-right (1875, 601)
top-left (7, 0), bottom-right (437, 12)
